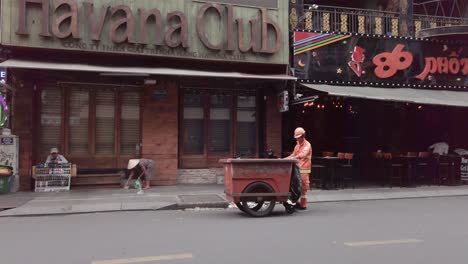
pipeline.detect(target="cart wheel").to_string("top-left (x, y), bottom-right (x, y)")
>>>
top-left (241, 182), bottom-right (276, 217)
top-left (235, 203), bottom-right (245, 212)
top-left (236, 202), bottom-right (263, 212)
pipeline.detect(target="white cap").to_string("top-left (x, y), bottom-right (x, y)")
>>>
top-left (127, 159), bottom-right (140, 170)
top-left (294, 127), bottom-right (306, 139)
top-left (50, 148), bottom-right (59, 154)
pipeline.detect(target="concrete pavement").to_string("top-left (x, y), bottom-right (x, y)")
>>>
top-left (1, 184), bottom-right (468, 217)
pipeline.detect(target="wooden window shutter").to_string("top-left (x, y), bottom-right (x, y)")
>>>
top-left (120, 91), bottom-right (140, 155)
top-left (68, 89), bottom-right (89, 154)
top-left (236, 96), bottom-right (257, 156)
top-left (95, 89), bottom-right (115, 155)
top-left (39, 87), bottom-right (63, 159)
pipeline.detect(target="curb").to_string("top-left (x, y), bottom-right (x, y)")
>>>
top-left (2, 192), bottom-right (468, 217)
top-left (175, 201), bottom-right (230, 210)
top-left (0, 201), bottom-right (230, 217)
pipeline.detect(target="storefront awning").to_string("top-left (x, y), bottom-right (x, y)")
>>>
top-left (0, 59), bottom-right (296, 80)
top-left (300, 83), bottom-right (468, 107)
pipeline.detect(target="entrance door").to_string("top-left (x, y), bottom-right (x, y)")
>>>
top-left (179, 89), bottom-right (258, 168)
top-left (38, 84), bottom-right (141, 170)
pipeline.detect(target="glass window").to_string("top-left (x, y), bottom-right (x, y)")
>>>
top-left (40, 88), bottom-right (62, 157)
top-left (121, 91), bottom-right (140, 155)
top-left (183, 94), bottom-right (204, 154)
top-left (95, 90), bottom-right (115, 155)
top-left (236, 96), bottom-right (256, 156)
top-left (209, 95), bottom-right (230, 153)
top-left (68, 89), bottom-right (89, 154)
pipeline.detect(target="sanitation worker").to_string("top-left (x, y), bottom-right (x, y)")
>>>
top-left (286, 127), bottom-right (312, 210)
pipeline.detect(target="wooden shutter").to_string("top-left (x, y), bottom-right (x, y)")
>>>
top-left (68, 89), bottom-right (89, 154)
top-left (120, 91), bottom-right (140, 155)
top-left (95, 90), bottom-right (115, 155)
top-left (236, 96), bottom-right (256, 156)
top-left (39, 87), bottom-right (63, 158)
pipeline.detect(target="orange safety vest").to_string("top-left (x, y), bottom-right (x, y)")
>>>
top-left (291, 139), bottom-right (312, 174)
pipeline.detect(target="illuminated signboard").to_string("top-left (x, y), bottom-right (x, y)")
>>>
top-left (0, 94), bottom-right (8, 127)
top-left (0, 68), bottom-right (6, 84)
top-left (293, 31), bottom-right (468, 89)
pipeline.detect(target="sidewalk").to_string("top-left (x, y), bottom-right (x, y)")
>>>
top-left (1, 184), bottom-right (468, 217)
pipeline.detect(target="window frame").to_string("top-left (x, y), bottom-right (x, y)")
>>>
top-left (37, 84), bottom-right (142, 169)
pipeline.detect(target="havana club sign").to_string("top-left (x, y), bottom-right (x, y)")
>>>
top-left (0, 0), bottom-right (288, 64)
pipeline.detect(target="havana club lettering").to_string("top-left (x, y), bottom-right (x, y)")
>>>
top-left (15, 0), bottom-right (283, 55)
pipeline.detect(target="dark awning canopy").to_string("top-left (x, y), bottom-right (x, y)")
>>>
top-left (0, 59), bottom-right (296, 81)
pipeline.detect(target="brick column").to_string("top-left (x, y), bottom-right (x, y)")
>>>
top-left (265, 93), bottom-right (282, 158)
top-left (141, 80), bottom-right (179, 186)
top-left (11, 79), bottom-right (34, 191)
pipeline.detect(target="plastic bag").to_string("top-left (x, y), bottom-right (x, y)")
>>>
top-left (289, 163), bottom-right (302, 203)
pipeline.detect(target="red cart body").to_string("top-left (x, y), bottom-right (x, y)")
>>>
top-left (221, 159), bottom-right (297, 203)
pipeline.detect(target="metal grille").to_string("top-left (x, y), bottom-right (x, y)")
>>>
top-left (34, 164), bottom-right (71, 192)
top-left (298, 4), bottom-right (468, 36)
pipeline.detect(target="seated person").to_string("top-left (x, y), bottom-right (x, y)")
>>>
top-left (428, 141), bottom-right (449, 156)
top-left (125, 159), bottom-right (155, 190)
top-left (45, 148), bottom-right (68, 164)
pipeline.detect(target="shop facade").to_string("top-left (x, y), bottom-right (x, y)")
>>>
top-left (0, 0), bottom-right (292, 190)
top-left (288, 29), bottom-right (468, 186)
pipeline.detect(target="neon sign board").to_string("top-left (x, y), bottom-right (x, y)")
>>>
top-left (0, 94), bottom-right (8, 127)
top-left (293, 32), bottom-right (468, 89)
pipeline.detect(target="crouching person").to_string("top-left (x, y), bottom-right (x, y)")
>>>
top-left (125, 159), bottom-right (155, 190)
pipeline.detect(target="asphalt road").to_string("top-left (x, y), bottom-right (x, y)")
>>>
top-left (1, 196), bottom-right (468, 264)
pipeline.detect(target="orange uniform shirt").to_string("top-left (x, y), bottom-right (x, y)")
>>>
top-left (289, 139), bottom-right (312, 174)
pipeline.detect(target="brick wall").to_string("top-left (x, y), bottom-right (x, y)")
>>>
top-left (178, 168), bottom-right (224, 184)
top-left (266, 93), bottom-right (282, 157)
top-left (141, 80), bottom-right (179, 186)
top-left (11, 78), bottom-right (34, 191)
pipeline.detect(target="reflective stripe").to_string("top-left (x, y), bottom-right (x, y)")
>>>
top-left (300, 170), bottom-right (311, 174)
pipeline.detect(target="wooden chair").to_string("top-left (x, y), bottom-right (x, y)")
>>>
top-left (311, 157), bottom-right (326, 189)
top-left (383, 153), bottom-right (405, 187)
top-left (337, 153), bottom-right (355, 188)
top-left (413, 152), bottom-right (434, 185)
top-left (310, 164), bottom-right (325, 189)
top-left (323, 151), bottom-right (334, 157)
top-left (337, 152), bottom-right (346, 159)
top-left (418, 152), bottom-right (431, 158)
top-left (407, 152), bottom-right (418, 158)
top-left (436, 155), bottom-right (455, 185)
top-left (371, 152), bottom-right (385, 185)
